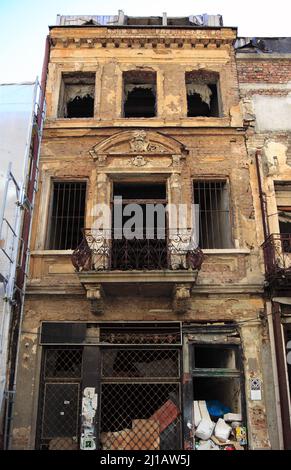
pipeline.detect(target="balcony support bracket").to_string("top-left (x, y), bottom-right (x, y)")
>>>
top-left (172, 283), bottom-right (192, 314)
top-left (86, 283), bottom-right (105, 315)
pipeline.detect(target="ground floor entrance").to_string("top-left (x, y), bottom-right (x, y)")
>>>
top-left (35, 322), bottom-right (247, 450)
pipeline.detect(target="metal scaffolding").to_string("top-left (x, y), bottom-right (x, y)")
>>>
top-left (0, 81), bottom-right (45, 448)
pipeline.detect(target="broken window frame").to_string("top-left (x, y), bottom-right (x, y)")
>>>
top-left (191, 343), bottom-right (242, 378)
top-left (185, 71), bottom-right (222, 118)
top-left (193, 179), bottom-right (233, 249)
top-left (122, 70), bottom-right (157, 118)
top-left (58, 72), bottom-right (96, 119)
top-left (46, 180), bottom-right (87, 251)
top-left (182, 326), bottom-right (248, 450)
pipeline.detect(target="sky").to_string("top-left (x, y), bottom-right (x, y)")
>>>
top-left (0, 0), bottom-right (291, 83)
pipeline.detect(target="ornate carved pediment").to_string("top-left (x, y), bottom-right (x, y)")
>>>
top-left (89, 129), bottom-right (187, 160)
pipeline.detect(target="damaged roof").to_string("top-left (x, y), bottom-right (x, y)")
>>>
top-left (235, 37), bottom-right (291, 53)
top-left (56, 11), bottom-right (223, 28)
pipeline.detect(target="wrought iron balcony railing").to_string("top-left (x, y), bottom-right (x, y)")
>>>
top-left (72, 228), bottom-right (204, 272)
top-left (262, 233), bottom-right (291, 284)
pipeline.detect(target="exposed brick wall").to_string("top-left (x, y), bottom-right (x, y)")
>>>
top-left (237, 59), bottom-right (291, 83)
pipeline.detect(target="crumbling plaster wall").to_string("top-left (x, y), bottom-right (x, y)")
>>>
top-left (46, 27), bottom-right (241, 124)
top-left (237, 53), bottom-right (291, 449)
top-left (11, 28), bottom-right (273, 449)
top-left (237, 55), bottom-right (291, 238)
top-left (29, 127), bottom-right (263, 285)
top-left (11, 292), bottom-right (270, 449)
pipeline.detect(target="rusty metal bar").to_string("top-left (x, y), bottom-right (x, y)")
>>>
top-left (72, 228), bottom-right (203, 272)
top-left (48, 181), bottom-right (86, 250)
top-left (262, 233), bottom-right (291, 284)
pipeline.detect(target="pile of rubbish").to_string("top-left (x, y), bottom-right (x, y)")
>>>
top-left (194, 400), bottom-right (247, 450)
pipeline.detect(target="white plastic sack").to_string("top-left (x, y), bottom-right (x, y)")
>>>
top-left (195, 419), bottom-right (215, 440)
top-left (214, 418), bottom-right (232, 442)
top-left (193, 401), bottom-right (202, 428)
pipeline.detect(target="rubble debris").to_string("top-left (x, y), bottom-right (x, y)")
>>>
top-left (224, 413), bottom-right (242, 422)
top-left (101, 419), bottom-right (160, 450)
top-left (193, 400), bottom-right (247, 450)
top-left (100, 398), bottom-right (181, 450)
top-left (211, 435), bottom-right (244, 450)
top-left (193, 401), bottom-right (202, 427)
top-left (195, 419), bottom-right (215, 440)
top-left (196, 439), bottom-right (219, 450)
top-left (48, 437), bottom-right (78, 450)
top-left (199, 400), bottom-right (212, 421)
top-left (207, 400), bottom-right (231, 418)
top-left (214, 418), bottom-right (232, 442)
top-left (234, 426), bottom-right (247, 446)
top-left (150, 399), bottom-right (180, 433)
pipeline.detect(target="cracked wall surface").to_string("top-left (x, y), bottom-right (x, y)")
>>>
top-left (10, 26), bottom-right (277, 450)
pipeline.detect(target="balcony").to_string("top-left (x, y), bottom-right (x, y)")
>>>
top-left (72, 228), bottom-right (203, 272)
top-left (71, 228), bottom-right (203, 314)
top-left (262, 233), bottom-right (291, 288)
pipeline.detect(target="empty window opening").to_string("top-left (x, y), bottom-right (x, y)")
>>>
top-left (192, 344), bottom-right (245, 450)
top-left (123, 71), bottom-right (156, 118)
top-left (194, 346), bottom-right (237, 369)
top-left (186, 71), bottom-right (220, 117)
top-left (47, 181), bottom-right (86, 250)
top-left (194, 180), bottom-right (232, 249)
top-left (113, 182), bottom-right (167, 231)
top-left (58, 73), bottom-right (95, 118)
top-left (114, 182), bottom-right (166, 200)
top-left (193, 377), bottom-right (242, 418)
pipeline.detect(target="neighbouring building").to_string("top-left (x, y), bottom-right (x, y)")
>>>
top-left (8, 12), bottom-right (286, 450)
top-left (0, 82), bottom-right (45, 447)
top-left (236, 37), bottom-right (291, 449)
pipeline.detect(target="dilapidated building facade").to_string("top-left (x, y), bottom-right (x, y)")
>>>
top-left (236, 37), bottom-right (291, 449)
top-left (8, 12), bottom-right (286, 450)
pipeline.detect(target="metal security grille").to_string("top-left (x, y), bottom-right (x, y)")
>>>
top-left (100, 347), bottom-right (182, 450)
top-left (47, 181), bottom-right (86, 250)
top-left (99, 324), bottom-right (182, 345)
top-left (36, 347), bottom-right (83, 450)
top-left (102, 349), bottom-right (180, 378)
top-left (193, 180), bottom-right (231, 249)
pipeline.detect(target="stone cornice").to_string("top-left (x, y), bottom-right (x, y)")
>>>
top-left (25, 283), bottom-right (264, 296)
top-left (41, 126), bottom-right (246, 139)
top-left (50, 27), bottom-right (235, 49)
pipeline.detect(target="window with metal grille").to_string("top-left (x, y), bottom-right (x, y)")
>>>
top-left (100, 348), bottom-right (182, 450)
top-left (47, 181), bottom-right (86, 250)
top-left (193, 180), bottom-right (232, 249)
